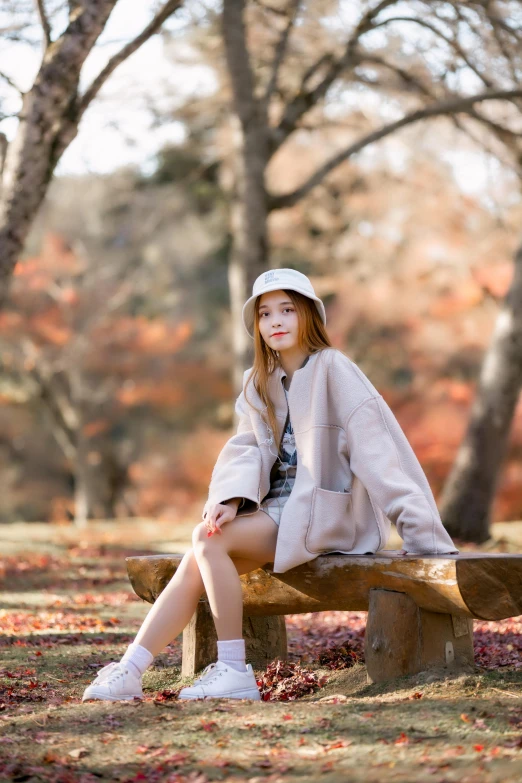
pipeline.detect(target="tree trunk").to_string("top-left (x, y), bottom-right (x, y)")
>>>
top-left (73, 428), bottom-right (123, 526)
top-left (74, 462), bottom-right (90, 529)
top-left (228, 137), bottom-right (270, 394)
top-left (439, 240), bottom-right (522, 541)
top-left (0, 1), bottom-right (118, 303)
top-left (223, 0), bottom-right (271, 395)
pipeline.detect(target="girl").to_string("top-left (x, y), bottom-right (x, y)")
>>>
top-left (82, 268), bottom-right (458, 703)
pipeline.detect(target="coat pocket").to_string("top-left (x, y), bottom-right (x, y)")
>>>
top-left (305, 487), bottom-right (355, 554)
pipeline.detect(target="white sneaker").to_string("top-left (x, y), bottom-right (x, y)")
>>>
top-left (178, 660), bottom-right (261, 701)
top-left (82, 661), bottom-right (143, 702)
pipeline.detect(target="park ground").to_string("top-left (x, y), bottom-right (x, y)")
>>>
top-left (1, 517), bottom-right (522, 783)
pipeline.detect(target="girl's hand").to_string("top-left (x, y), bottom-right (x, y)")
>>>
top-left (203, 502), bottom-right (237, 536)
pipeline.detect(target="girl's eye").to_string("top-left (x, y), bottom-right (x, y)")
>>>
top-left (260, 309), bottom-right (293, 317)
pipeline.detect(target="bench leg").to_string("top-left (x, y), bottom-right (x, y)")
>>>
top-left (181, 599), bottom-right (288, 678)
top-left (365, 588), bottom-right (474, 684)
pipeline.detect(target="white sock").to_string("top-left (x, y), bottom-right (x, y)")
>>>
top-left (217, 638), bottom-right (247, 672)
top-left (120, 642), bottom-right (154, 678)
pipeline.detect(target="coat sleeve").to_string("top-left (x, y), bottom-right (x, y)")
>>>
top-left (202, 390), bottom-right (262, 519)
top-left (344, 395), bottom-right (458, 554)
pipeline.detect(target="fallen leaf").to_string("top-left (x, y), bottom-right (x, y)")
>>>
top-left (69, 747), bottom-right (89, 759)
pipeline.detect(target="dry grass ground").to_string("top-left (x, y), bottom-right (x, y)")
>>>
top-left (1, 517), bottom-right (522, 782)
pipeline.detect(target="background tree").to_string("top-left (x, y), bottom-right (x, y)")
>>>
top-left (218, 0), bottom-right (522, 392)
top-left (0, 0), bottom-right (185, 303)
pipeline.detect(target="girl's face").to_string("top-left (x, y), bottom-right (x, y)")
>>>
top-left (257, 290), bottom-right (299, 351)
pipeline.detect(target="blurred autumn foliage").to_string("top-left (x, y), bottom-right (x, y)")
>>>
top-left (1, 134), bottom-right (522, 526)
top-left (0, 226), bottom-right (233, 525)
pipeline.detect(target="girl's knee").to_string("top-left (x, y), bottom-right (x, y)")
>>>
top-left (191, 520), bottom-right (218, 550)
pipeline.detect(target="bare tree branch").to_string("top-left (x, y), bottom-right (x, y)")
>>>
top-left (270, 0), bottom-right (404, 155)
top-left (447, 112), bottom-right (521, 179)
top-left (357, 53), bottom-right (435, 99)
top-left (0, 70), bottom-right (23, 93)
top-left (0, 133), bottom-right (7, 176)
top-left (268, 88), bottom-right (522, 210)
top-left (35, 0), bottom-right (52, 47)
top-left (21, 338), bottom-right (78, 461)
top-left (78, 0), bottom-right (184, 116)
top-left (262, 0), bottom-right (301, 108)
top-left (251, 0), bottom-right (291, 16)
top-left (370, 14), bottom-right (495, 89)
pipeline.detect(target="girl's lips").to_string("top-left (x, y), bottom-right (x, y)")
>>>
top-left (272, 332), bottom-right (288, 337)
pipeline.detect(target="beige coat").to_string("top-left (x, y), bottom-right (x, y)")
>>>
top-left (202, 347), bottom-right (458, 574)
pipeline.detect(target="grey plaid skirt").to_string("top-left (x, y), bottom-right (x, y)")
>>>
top-left (259, 475), bottom-right (295, 528)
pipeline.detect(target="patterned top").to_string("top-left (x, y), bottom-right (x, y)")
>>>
top-left (240, 355), bottom-right (311, 508)
top-left (264, 384), bottom-right (297, 499)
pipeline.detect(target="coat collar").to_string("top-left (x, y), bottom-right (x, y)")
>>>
top-left (267, 351), bottom-right (321, 436)
top-left (279, 352), bottom-right (311, 389)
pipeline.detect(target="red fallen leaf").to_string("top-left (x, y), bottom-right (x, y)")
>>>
top-left (164, 752), bottom-right (191, 765)
top-left (411, 692), bottom-right (423, 699)
top-left (282, 713), bottom-right (293, 720)
top-left (42, 750), bottom-right (61, 764)
top-left (153, 689), bottom-right (179, 702)
top-left (474, 744), bottom-right (485, 751)
top-left (200, 719), bottom-right (218, 732)
top-left (460, 713), bottom-right (471, 722)
top-left (148, 747), bottom-right (168, 758)
top-left (324, 739), bottom-right (352, 751)
top-left (394, 732), bottom-right (409, 745)
top-left (256, 659), bottom-right (328, 701)
top-left (318, 644), bottom-right (360, 670)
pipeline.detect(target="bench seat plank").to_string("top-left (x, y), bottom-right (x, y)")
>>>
top-left (126, 551), bottom-right (522, 622)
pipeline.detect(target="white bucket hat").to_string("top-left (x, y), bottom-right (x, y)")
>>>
top-left (242, 268), bottom-right (326, 339)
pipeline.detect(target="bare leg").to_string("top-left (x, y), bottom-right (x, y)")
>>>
top-left (191, 509), bottom-right (278, 641)
top-left (133, 547), bottom-right (267, 656)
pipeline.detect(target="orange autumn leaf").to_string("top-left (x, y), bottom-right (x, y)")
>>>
top-left (200, 719), bottom-right (218, 732)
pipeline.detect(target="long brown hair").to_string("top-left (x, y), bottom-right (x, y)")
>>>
top-left (243, 288), bottom-right (332, 440)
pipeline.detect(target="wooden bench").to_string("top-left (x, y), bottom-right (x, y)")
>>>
top-left (125, 551), bottom-right (522, 684)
